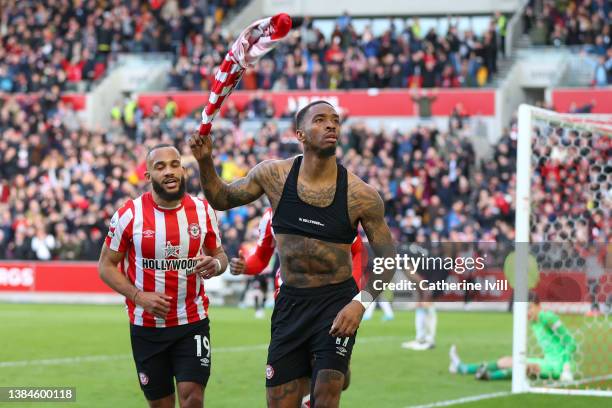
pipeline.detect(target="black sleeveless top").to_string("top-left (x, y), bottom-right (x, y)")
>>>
top-left (272, 155), bottom-right (357, 244)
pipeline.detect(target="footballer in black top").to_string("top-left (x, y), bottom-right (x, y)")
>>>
top-left (192, 100), bottom-right (396, 408)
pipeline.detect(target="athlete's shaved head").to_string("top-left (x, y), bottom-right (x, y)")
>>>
top-left (146, 144), bottom-right (180, 168)
top-left (295, 100), bottom-right (335, 131)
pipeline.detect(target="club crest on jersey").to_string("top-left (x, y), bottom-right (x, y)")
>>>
top-left (189, 223), bottom-right (201, 239)
top-left (266, 364), bottom-right (275, 380)
top-left (139, 372), bottom-right (149, 385)
top-left (164, 241), bottom-right (181, 258)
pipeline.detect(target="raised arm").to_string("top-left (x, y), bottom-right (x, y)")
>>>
top-left (189, 131), bottom-right (271, 210)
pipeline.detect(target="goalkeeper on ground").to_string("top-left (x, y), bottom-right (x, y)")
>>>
top-left (449, 293), bottom-right (576, 380)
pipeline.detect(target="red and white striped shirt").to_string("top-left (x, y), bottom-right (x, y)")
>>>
top-left (243, 208), bottom-right (367, 298)
top-left (243, 208), bottom-right (276, 274)
top-left (105, 192), bottom-right (221, 328)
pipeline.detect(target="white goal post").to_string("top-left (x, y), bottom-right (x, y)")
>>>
top-left (513, 104), bottom-right (611, 397)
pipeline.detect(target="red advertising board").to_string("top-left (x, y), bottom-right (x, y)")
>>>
top-left (1, 93), bottom-right (87, 111)
top-left (0, 262), bottom-right (112, 293)
top-left (61, 93), bottom-right (87, 111)
top-left (138, 89), bottom-right (496, 118)
top-left (437, 269), bottom-right (589, 302)
top-left (550, 88), bottom-right (612, 114)
top-left (0, 262), bottom-right (591, 303)
top-left (436, 269), bottom-right (512, 302)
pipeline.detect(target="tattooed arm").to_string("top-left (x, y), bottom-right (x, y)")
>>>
top-left (330, 181), bottom-right (396, 337)
top-left (189, 131), bottom-right (276, 210)
top-left (357, 184), bottom-right (396, 300)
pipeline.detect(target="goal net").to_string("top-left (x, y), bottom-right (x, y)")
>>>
top-left (512, 104), bottom-right (611, 397)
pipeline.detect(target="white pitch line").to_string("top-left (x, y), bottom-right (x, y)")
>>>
top-left (0, 354), bottom-right (131, 368)
top-left (545, 373), bottom-right (612, 388)
top-left (402, 374), bottom-right (612, 408)
top-left (404, 391), bottom-right (512, 408)
top-left (0, 335), bottom-right (402, 368)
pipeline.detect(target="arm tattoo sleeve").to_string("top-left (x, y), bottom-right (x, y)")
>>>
top-left (198, 157), bottom-right (265, 210)
top-left (357, 186), bottom-right (397, 300)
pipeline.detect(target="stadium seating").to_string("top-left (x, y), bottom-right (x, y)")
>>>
top-left (0, 0), bottom-right (248, 93)
top-left (169, 13), bottom-right (504, 91)
top-left (0, 90), bottom-right (519, 260)
top-left (523, 0), bottom-right (610, 48)
top-left (0, 3), bottom-right (609, 260)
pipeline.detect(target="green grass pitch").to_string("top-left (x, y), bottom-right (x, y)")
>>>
top-left (0, 304), bottom-right (609, 407)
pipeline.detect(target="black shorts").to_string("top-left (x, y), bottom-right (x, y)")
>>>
top-left (130, 318), bottom-right (211, 401)
top-left (252, 274), bottom-right (268, 293)
top-left (266, 278), bottom-right (359, 387)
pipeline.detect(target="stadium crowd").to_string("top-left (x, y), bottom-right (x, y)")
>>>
top-left (523, 0), bottom-right (611, 85)
top-left (170, 13), bottom-right (506, 91)
top-left (1, 92), bottom-right (609, 264)
top-left (0, 0), bottom-right (247, 93)
top-left (0, 87), bottom-right (521, 261)
top-left (2, 1), bottom-right (610, 94)
top-left (523, 0), bottom-right (610, 47)
top-left (1, 2), bottom-right (609, 262)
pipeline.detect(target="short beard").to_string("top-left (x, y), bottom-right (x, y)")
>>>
top-left (318, 146), bottom-right (336, 158)
top-left (152, 176), bottom-right (186, 202)
top-left (307, 143), bottom-right (336, 158)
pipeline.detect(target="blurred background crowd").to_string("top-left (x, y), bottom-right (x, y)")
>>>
top-left (0, 89), bottom-right (522, 261)
top-left (523, 0), bottom-right (611, 86)
top-left (3, 0), bottom-right (608, 96)
top-left (0, 0), bottom-right (610, 261)
top-left (168, 12), bottom-right (506, 91)
top-left (0, 0), bottom-right (248, 93)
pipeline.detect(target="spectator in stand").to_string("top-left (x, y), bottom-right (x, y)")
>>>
top-left (167, 12), bottom-right (503, 91)
top-left (2, 88), bottom-right (538, 262)
top-left (0, 0), bottom-right (498, 93)
top-left (0, 0), bottom-right (247, 93)
top-left (569, 99), bottom-right (596, 113)
top-left (495, 11), bottom-right (508, 57)
top-left (524, 0), bottom-right (611, 51)
top-left (593, 51), bottom-right (612, 85)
